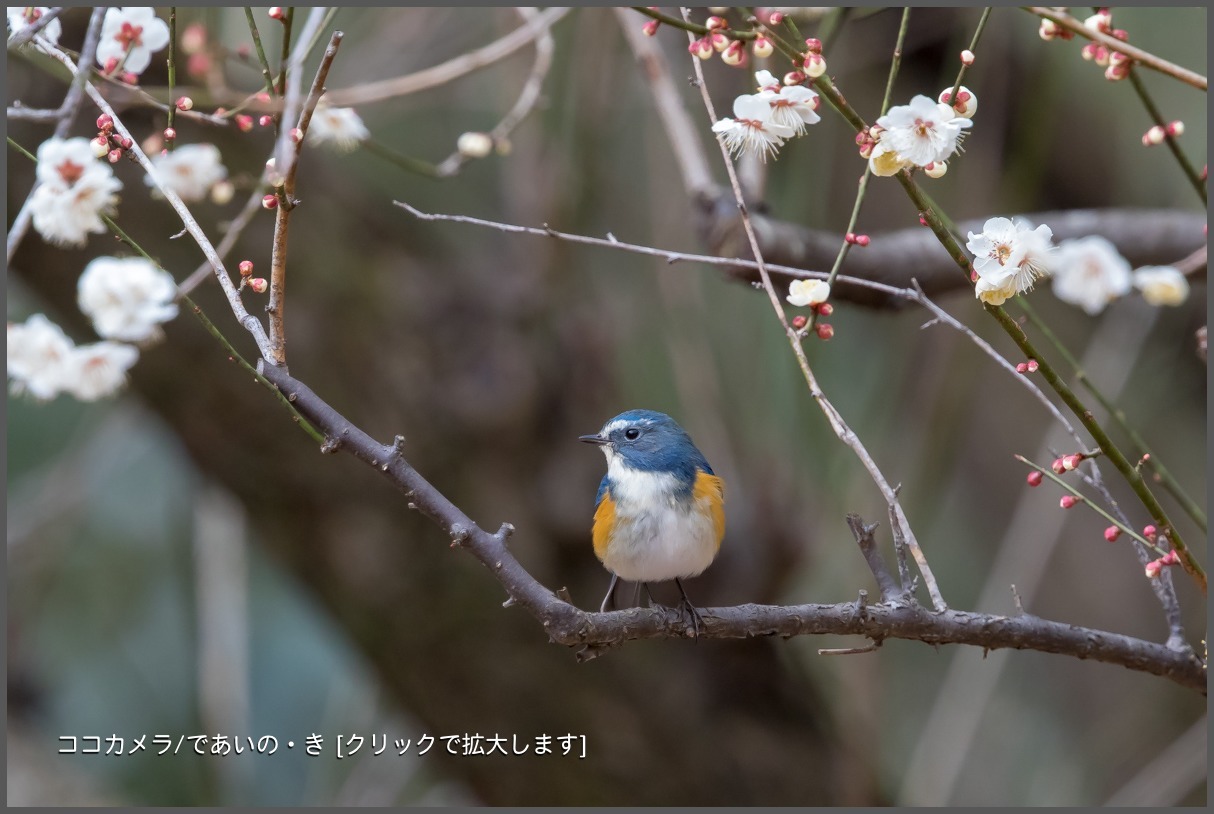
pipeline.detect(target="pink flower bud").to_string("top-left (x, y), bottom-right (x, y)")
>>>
top-left (791, 315), bottom-right (808, 330)
top-left (120, 72), bottom-right (138, 86)
top-left (960, 49), bottom-right (975, 66)
top-left (256, 91), bottom-right (272, 104)
top-left (804, 37), bottom-right (822, 54)
top-left (269, 7), bottom-right (286, 21)
top-left (783, 70), bottom-right (806, 86)
top-left (769, 11), bottom-right (784, 25)
top-left (689, 37), bottom-right (713, 60)
top-left (753, 35), bottom-right (773, 59)
top-left (1016, 362), bottom-right (1029, 374)
top-left (249, 277), bottom-right (268, 293)
top-left (815, 323), bottom-right (834, 340)
top-left (163, 127), bottom-right (176, 141)
top-left (803, 52), bottom-right (826, 78)
top-left (290, 127), bottom-right (303, 143)
top-left (96, 113), bottom-right (114, 131)
top-left (1081, 43), bottom-right (1098, 61)
top-left (1038, 19), bottom-right (1059, 40)
top-left (1026, 360), bottom-right (1039, 372)
top-left (1111, 28), bottom-right (1128, 41)
top-left (1161, 550), bottom-right (1179, 565)
top-left (102, 56), bottom-right (119, 75)
top-left (91, 138), bottom-right (110, 158)
top-left (721, 40), bottom-right (746, 66)
top-left (815, 302), bottom-right (833, 317)
top-left (175, 96), bottom-right (194, 112)
top-left (705, 15), bottom-right (727, 30)
top-left (642, 19), bottom-right (659, 37)
top-left (1145, 560), bottom-right (1162, 579)
top-left (238, 260), bottom-right (254, 277)
top-left (181, 22), bottom-right (206, 55)
top-left (262, 194), bottom-right (279, 210)
top-left (710, 31), bottom-right (729, 52)
top-left (854, 234), bottom-right (870, 247)
top-left (1051, 458), bottom-right (1066, 475)
top-left (1142, 125), bottom-right (1165, 146)
top-left (1167, 120), bottom-right (1184, 137)
top-left (925, 161), bottom-right (948, 179)
top-left (107, 149), bottom-right (122, 163)
top-left (845, 232), bottom-right (856, 244)
top-left (1104, 526), bottom-right (1121, 542)
top-left (1026, 471), bottom-right (1044, 487)
top-left (235, 114), bottom-right (254, 132)
top-left (1143, 524), bottom-right (1157, 542)
top-left (259, 115), bottom-right (273, 127)
top-left (1062, 453), bottom-right (1084, 471)
top-left (187, 53), bottom-right (211, 77)
top-left (1060, 495), bottom-right (1079, 509)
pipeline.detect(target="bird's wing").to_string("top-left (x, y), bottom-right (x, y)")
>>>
top-left (592, 476), bottom-right (615, 563)
top-left (693, 469), bottom-right (726, 550)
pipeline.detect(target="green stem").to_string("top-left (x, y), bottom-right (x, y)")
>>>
top-left (880, 8), bottom-right (912, 117)
top-left (946, 7), bottom-right (991, 113)
top-left (1014, 455), bottom-right (1169, 556)
top-left (244, 6), bottom-right (277, 98)
top-left (1125, 67), bottom-right (1206, 205)
top-left (1015, 298), bottom-right (1208, 532)
top-left (275, 7), bottom-right (294, 97)
top-left (631, 6), bottom-right (758, 40)
top-left (363, 138), bottom-right (442, 178)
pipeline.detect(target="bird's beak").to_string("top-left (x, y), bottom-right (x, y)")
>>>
top-left (578, 434), bottom-right (608, 446)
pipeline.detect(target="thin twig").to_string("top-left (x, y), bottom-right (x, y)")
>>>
top-left (1024, 7), bottom-right (1207, 91)
top-left (324, 7), bottom-right (570, 107)
top-left (433, 7), bottom-right (555, 177)
top-left (244, 7), bottom-right (277, 98)
top-left (946, 7), bottom-right (992, 114)
top-left (178, 185), bottom-right (268, 296)
top-left (1125, 67), bottom-right (1206, 205)
top-left (679, 6), bottom-right (946, 611)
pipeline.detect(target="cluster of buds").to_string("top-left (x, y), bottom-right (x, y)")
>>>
top-left (1050, 452), bottom-right (1086, 474)
top-left (1015, 359), bottom-right (1040, 374)
top-left (238, 260), bottom-right (268, 293)
top-left (91, 114), bottom-right (134, 163)
top-left (1144, 549), bottom-right (1179, 579)
top-left (686, 13), bottom-right (756, 68)
top-left (802, 38), bottom-right (826, 78)
top-left (855, 127), bottom-right (876, 160)
top-left (844, 233), bottom-right (870, 246)
top-left (1142, 121), bottom-right (1184, 146)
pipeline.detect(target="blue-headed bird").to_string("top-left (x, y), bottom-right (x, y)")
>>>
top-left (579, 410), bottom-right (725, 635)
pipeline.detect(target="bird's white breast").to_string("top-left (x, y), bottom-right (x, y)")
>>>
top-left (600, 453), bottom-right (719, 582)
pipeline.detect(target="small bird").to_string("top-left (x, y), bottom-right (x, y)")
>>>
top-left (579, 409), bottom-right (725, 634)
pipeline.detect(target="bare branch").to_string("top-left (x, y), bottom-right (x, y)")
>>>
top-left (324, 7), bottom-right (570, 107)
top-left (256, 362), bottom-right (1206, 693)
top-left (846, 514), bottom-right (902, 603)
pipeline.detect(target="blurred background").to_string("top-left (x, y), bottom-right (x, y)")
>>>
top-left (7, 6), bottom-right (1206, 806)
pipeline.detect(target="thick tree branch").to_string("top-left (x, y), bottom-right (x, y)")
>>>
top-left (255, 363), bottom-right (1205, 692)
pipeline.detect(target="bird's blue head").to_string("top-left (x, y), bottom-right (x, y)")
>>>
top-left (579, 409), bottom-right (713, 484)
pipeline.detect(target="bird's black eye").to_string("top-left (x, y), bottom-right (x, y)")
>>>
top-left (624, 428), bottom-right (640, 441)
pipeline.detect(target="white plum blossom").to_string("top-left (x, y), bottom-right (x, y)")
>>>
top-left (7, 314), bottom-right (74, 399)
top-left (61, 342), bottom-right (139, 401)
top-left (96, 7), bottom-right (170, 75)
top-left (966, 217), bottom-right (1055, 306)
top-left (787, 279), bottom-right (830, 307)
top-left (29, 136), bottom-right (123, 248)
top-left (146, 143), bottom-right (227, 202)
top-left (307, 102), bottom-right (370, 151)
top-left (1050, 236), bottom-right (1132, 315)
top-left (754, 70), bottom-right (820, 135)
top-left (712, 93), bottom-right (795, 161)
top-left (7, 6), bottom-right (61, 45)
top-left (1132, 266), bottom-right (1189, 306)
top-left (873, 94), bottom-right (972, 169)
top-left (868, 141), bottom-right (911, 177)
top-left (78, 256), bottom-right (179, 342)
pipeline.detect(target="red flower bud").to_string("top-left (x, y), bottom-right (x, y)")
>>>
top-left (1060, 495), bottom-right (1079, 509)
top-left (1103, 526), bottom-right (1120, 542)
top-left (1026, 471), bottom-right (1043, 487)
top-left (815, 323), bottom-right (834, 340)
